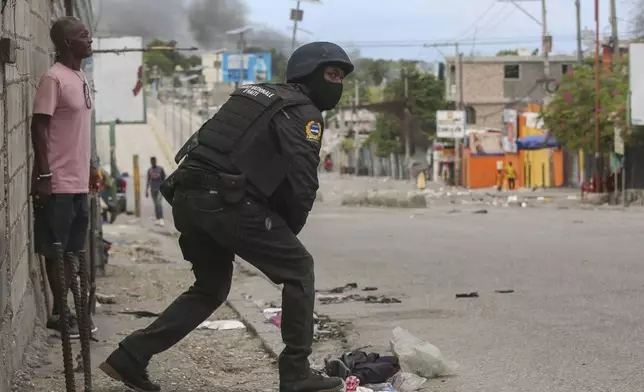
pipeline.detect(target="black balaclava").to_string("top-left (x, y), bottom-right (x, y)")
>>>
top-left (297, 65), bottom-right (343, 111)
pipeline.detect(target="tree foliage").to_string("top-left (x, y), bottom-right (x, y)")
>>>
top-left (539, 60), bottom-right (628, 152)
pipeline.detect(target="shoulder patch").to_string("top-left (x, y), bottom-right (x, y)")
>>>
top-left (305, 121), bottom-right (322, 141)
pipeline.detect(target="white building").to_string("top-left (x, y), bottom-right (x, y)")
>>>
top-left (201, 51), bottom-right (226, 91)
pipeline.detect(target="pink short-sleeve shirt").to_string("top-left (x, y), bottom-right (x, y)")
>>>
top-left (33, 62), bottom-right (92, 194)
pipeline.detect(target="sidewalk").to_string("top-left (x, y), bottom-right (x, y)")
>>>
top-left (11, 218), bottom-right (279, 391)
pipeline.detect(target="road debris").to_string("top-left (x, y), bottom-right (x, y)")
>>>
top-left (95, 293), bottom-right (116, 304)
top-left (363, 287), bottom-right (378, 291)
top-left (197, 320), bottom-right (246, 331)
top-left (473, 209), bottom-right (488, 214)
top-left (455, 292), bottom-right (479, 298)
top-left (318, 282), bottom-right (358, 294)
top-left (495, 289), bottom-right (515, 294)
top-left (119, 310), bottom-right (160, 318)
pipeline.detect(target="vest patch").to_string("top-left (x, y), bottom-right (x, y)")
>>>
top-left (305, 121), bottom-right (322, 141)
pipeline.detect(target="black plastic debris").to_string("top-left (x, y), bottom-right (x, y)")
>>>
top-left (455, 292), bottom-right (479, 298)
top-left (473, 209), bottom-right (488, 214)
top-left (119, 310), bottom-right (160, 318)
top-left (363, 287), bottom-right (378, 292)
top-left (317, 282), bottom-right (358, 294)
top-left (495, 289), bottom-right (515, 294)
top-left (365, 295), bottom-right (401, 304)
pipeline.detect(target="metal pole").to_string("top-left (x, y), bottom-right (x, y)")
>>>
top-left (236, 33), bottom-right (245, 89)
top-left (133, 155), bottom-right (141, 217)
top-left (575, 0), bottom-right (583, 63)
top-left (610, 0), bottom-right (618, 53)
top-left (291, 0), bottom-right (301, 53)
top-left (354, 81), bottom-right (360, 176)
top-left (541, 0), bottom-right (550, 79)
top-left (593, 0), bottom-right (602, 192)
top-left (456, 42), bottom-right (464, 187)
top-left (173, 77), bottom-right (177, 150)
top-left (109, 122), bottom-right (117, 205)
top-left (403, 75), bottom-right (411, 180)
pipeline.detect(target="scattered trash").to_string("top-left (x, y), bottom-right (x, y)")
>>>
top-left (365, 295), bottom-right (401, 304)
top-left (473, 209), bottom-right (488, 214)
top-left (314, 314), bottom-right (351, 342)
top-left (495, 289), bottom-right (514, 294)
top-left (390, 371), bottom-right (427, 391)
top-left (262, 308), bottom-right (282, 328)
top-left (317, 294), bottom-right (401, 305)
top-left (346, 376), bottom-right (361, 392)
top-left (390, 326), bottom-right (458, 378)
top-left (318, 282), bottom-right (359, 294)
top-left (197, 320), bottom-right (245, 331)
top-left (325, 350), bottom-right (400, 385)
top-left (363, 384), bottom-right (396, 392)
top-left (521, 202), bottom-right (528, 208)
top-left (455, 292), bottom-right (479, 298)
top-left (357, 387), bottom-right (375, 392)
top-left (119, 310), bottom-right (160, 318)
top-left (363, 287), bottom-right (378, 292)
top-left (95, 293), bottom-right (116, 304)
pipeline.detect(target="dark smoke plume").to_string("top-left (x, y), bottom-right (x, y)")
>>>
top-left (94, 0), bottom-right (292, 52)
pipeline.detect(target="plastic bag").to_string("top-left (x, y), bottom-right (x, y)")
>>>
top-left (363, 384), bottom-right (397, 392)
top-left (390, 326), bottom-right (458, 378)
top-left (389, 372), bottom-right (426, 391)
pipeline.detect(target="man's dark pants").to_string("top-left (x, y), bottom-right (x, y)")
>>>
top-left (34, 194), bottom-right (89, 315)
top-left (119, 186), bottom-right (315, 380)
top-left (151, 189), bottom-right (163, 220)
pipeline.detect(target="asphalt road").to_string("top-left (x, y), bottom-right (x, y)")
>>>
top-left (300, 203), bottom-right (644, 392)
top-left (112, 99), bottom-right (644, 391)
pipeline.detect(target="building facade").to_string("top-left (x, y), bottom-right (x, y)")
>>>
top-left (0, 2), bottom-right (94, 391)
top-left (444, 55), bottom-right (578, 129)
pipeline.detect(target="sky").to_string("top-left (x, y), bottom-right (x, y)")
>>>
top-left (243, 0), bottom-right (638, 61)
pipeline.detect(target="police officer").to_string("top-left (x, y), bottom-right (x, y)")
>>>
top-left (100, 42), bottom-right (354, 392)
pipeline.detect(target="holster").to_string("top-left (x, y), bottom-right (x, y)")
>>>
top-left (218, 172), bottom-right (246, 205)
top-left (159, 171), bottom-right (178, 204)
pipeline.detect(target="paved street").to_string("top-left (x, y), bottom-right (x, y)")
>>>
top-left (299, 203), bottom-right (644, 392)
top-left (138, 103), bottom-right (644, 391)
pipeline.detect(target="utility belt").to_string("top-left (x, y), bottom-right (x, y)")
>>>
top-left (160, 168), bottom-right (266, 206)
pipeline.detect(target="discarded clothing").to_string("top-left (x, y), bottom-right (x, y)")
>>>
top-left (325, 350), bottom-right (400, 385)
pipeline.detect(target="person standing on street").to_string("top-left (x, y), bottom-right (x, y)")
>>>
top-left (146, 156), bottom-right (166, 226)
top-left (100, 42), bottom-right (354, 392)
top-left (506, 161), bottom-right (517, 190)
top-left (31, 16), bottom-right (97, 337)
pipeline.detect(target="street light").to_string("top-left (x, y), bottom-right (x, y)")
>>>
top-left (226, 26), bottom-right (254, 89)
top-left (289, 0), bottom-right (322, 53)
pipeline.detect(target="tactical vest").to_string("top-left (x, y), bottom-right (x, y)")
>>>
top-left (175, 83), bottom-right (313, 198)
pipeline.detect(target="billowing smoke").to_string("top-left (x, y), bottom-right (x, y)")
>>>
top-left (94, 0), bottom-right (292, 52)
top-left (94, 0), bottom-right (195, 46)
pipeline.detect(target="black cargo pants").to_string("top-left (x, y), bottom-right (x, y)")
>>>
top-left (119, 184), bottom-right (315, 381)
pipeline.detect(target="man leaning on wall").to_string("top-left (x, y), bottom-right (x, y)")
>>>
top-left (30, 16), bottom-right (98, 338)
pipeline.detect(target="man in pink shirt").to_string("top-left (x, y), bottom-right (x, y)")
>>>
top-left (31, 16), bottom-right (97, 338)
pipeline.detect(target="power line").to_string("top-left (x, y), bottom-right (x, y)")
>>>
top-left (460, 2), bottom-right (510, 40)
top-left (453, 1), bottom-right (498, 40)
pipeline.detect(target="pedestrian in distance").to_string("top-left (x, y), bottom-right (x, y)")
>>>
top-left (100, 41), bottom-right (354, 392)
top-left (31, 16), bottom-right (98, 338)
top-left (146, 156), bottom-right (167, 227)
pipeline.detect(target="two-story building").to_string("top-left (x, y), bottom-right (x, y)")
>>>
top-left (444, 55), bottom-right (578, 129)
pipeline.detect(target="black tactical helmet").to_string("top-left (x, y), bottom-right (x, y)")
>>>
top-left (286, 42), bottom-right (354, 82)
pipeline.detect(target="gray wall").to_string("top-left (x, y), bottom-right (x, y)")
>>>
top-left (0, 1), bottom-right (94, 391)
top-left (503, 61), bottom-right (571, 102)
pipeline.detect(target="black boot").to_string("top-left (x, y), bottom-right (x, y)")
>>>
top-left (280, 371), bottom-right (345, 392)
top-left (99, 348), bottom-right (160, 392)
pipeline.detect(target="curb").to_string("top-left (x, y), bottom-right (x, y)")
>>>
top-left (226, 262), bottom-right (285, 359)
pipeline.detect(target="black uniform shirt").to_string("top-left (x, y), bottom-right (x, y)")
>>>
top-left (269, 103), bottom-right (323, 216)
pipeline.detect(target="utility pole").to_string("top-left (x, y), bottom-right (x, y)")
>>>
top-left (403, 74), bottom-right (411, 179)
top-left (575, 0), bottom-right (583, 63)
top-left (353, 82), bottom-right (361, 176)
top-left (610, 0), bottom-right (618, 55)
top-left (455, 42), bottom-right (464, 187)
top-left (291, 0), bottom-right (301, 53)
top-left (236, 32), bottom-right (245, 89)
top-left (541, 0), bottom-right (550, 79)
top-left (593, 0), bottom-right (602, 192)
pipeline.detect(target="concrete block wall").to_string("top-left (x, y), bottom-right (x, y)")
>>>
top-left (0, 1), bottom-right (55, 391)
